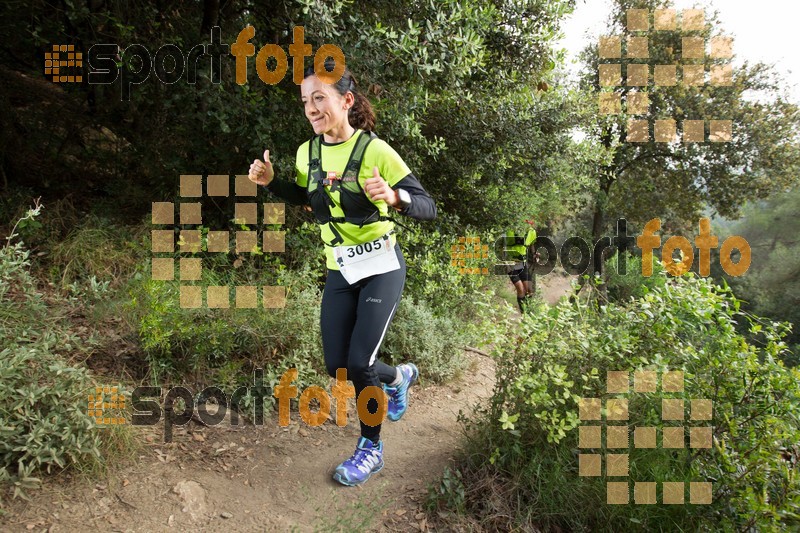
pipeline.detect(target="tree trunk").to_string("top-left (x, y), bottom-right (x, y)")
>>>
top-left (591, 199), bottom-right (604, 275)
top-left (587, 129), bottom-right (617, 304)
top-left (590, 192), bottom-right (608, 304)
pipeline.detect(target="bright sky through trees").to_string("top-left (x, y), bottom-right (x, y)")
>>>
top-left (557, 0), bottom-right (800, 103)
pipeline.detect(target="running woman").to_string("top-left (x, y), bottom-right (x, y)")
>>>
top-left (248, 61), bottom-right (437, 486)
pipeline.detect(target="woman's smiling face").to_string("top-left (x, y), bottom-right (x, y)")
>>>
top-left (300, 75), bottom-right (353, 135)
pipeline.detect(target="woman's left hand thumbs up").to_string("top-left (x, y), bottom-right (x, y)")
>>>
top-left (364, 166), bottom-right (399, 206)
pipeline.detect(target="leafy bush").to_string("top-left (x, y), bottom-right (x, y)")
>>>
top-left (434, 274), bottom-right (800, 531)
top-left (383, 298), bottom-right (469, 383)
top-left (399, 214), bottom-right (491, 320)
top-left (123, 256), bottom-right (327, 389)
top-left (0, 344), bottom-right (102, 502)
top-left (124, 215), bottom-right (480, 387)
top-left (125, 257), bottom-right (473, 390)
top-left (605, 251), bottom-right (666, 302)
top-left (1, 206), bottom-right (123, 505)
top-left (381, 216), bottom-right (497, 381)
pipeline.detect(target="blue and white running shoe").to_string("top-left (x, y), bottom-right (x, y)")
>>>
top-left (383, 363), bottom-right (419, 422)
top-left (333, 437), bottom-right (384, 486)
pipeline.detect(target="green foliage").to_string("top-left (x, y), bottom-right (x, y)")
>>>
top-left (604, 251), bottom-right (666, 302)
top-left (0, 207), bottom-right (129, 505)
top-left (123, 219), bottom-right (475, 388)
top-left (428, 466), bottom-right (467, 515)
top-left (123, 262), bottom-right (327, 390)
top-left (0, 344), bottom-right (101, 503)
top-left (49, 216), bottom-right (142, 287)
top-left (580, 0), bottom-right (800, 260)
top-left (719, 187), bottom-right (800, 366)
top-left (382, 298), bottom-right (467, 383)
top-left (436, 274), bottom-right (800, 531)
top-left (1, 0), bottom-right (587, 233)
top-left (400, 215), bottom-right (488, 316)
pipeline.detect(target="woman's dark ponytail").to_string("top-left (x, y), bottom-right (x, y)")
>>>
top-left (348, 89), bottom-right (376, 132)
top-left (303, 60), bottom-right (377, 131)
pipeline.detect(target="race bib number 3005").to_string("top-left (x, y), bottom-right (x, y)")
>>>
top-left (334, 235), bottom-right (400, 284)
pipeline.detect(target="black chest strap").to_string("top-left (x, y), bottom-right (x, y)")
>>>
top-left (307, 130), bottom-right (393, 245)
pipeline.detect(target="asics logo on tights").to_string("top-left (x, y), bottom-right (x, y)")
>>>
top-left (365, 297), bottom-right (382, 303)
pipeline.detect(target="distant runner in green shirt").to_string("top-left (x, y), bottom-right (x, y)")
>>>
top-left (506, 224), bottom-right (537, 313)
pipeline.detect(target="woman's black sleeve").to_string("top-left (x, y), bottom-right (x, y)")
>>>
top-left (263, 179), bottom-right (308, 206)
top-left (392, 173), bottom-right (437, 221)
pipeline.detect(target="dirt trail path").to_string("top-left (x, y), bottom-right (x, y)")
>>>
top-left (0, 273), bottom-right (572, 532)
top-left (538, 271), bottom-right (575, 306)
top-left (1, 357), bottom-right (495, 533)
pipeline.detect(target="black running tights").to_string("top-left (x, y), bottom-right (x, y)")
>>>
top-left (320, 243), bottom-right (406, 442)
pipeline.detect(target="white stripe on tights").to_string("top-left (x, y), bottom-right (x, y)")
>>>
top-left (368, 302), bottom-right (397, 367)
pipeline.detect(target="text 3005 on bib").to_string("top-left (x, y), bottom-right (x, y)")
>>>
top-left (333, 234), bottom-right (400, 284)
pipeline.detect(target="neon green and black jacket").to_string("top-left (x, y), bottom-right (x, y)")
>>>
top-left (506, 228), bottom-right (537, 263)
top-left (265, 129), bottom-right (436, 270)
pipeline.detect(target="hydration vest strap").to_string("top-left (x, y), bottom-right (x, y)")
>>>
top-left (326, 223), bottom-right (345, 246)
top-left (307, 130), bottom-right (388, 246)
top-left (320, 214), bottom-right (412, 247)
top-left (389, 216), bottom-right (414, 233)
top-left (309, 130), bottom-right (376, 190)
top-left (308, 140), bottom-right (322, 187)
top-left (326, 214), bottom-right (392, 228)
top-left (323, 228), bottom-right (397, 249)
top-left (341, 131), bottom-right (376, 184)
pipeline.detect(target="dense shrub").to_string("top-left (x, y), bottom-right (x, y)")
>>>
top-left (604, 251), bottom-right (666, 303)
top-left (399, 214), bottom-right (491, 320)
top-left (383, 298), bottom-right (468, 383)
top-left (123, 218), bottom-right (478, 388)
top-left (0, 344), bottom-right (102, 502)
top-left (0, 208), bottom-right (120, 505)
top-left (434, 274), bottom-right (800, 531)
top-left (0, 199), bottom-right (487, 506)
top-left (123, 253), bottom-right (327, 390)
top-left (48, 215), bottom-right (142, 286)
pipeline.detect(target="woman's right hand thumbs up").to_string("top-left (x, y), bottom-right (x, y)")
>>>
top-left (248, 149), bottom-right (274, 186)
